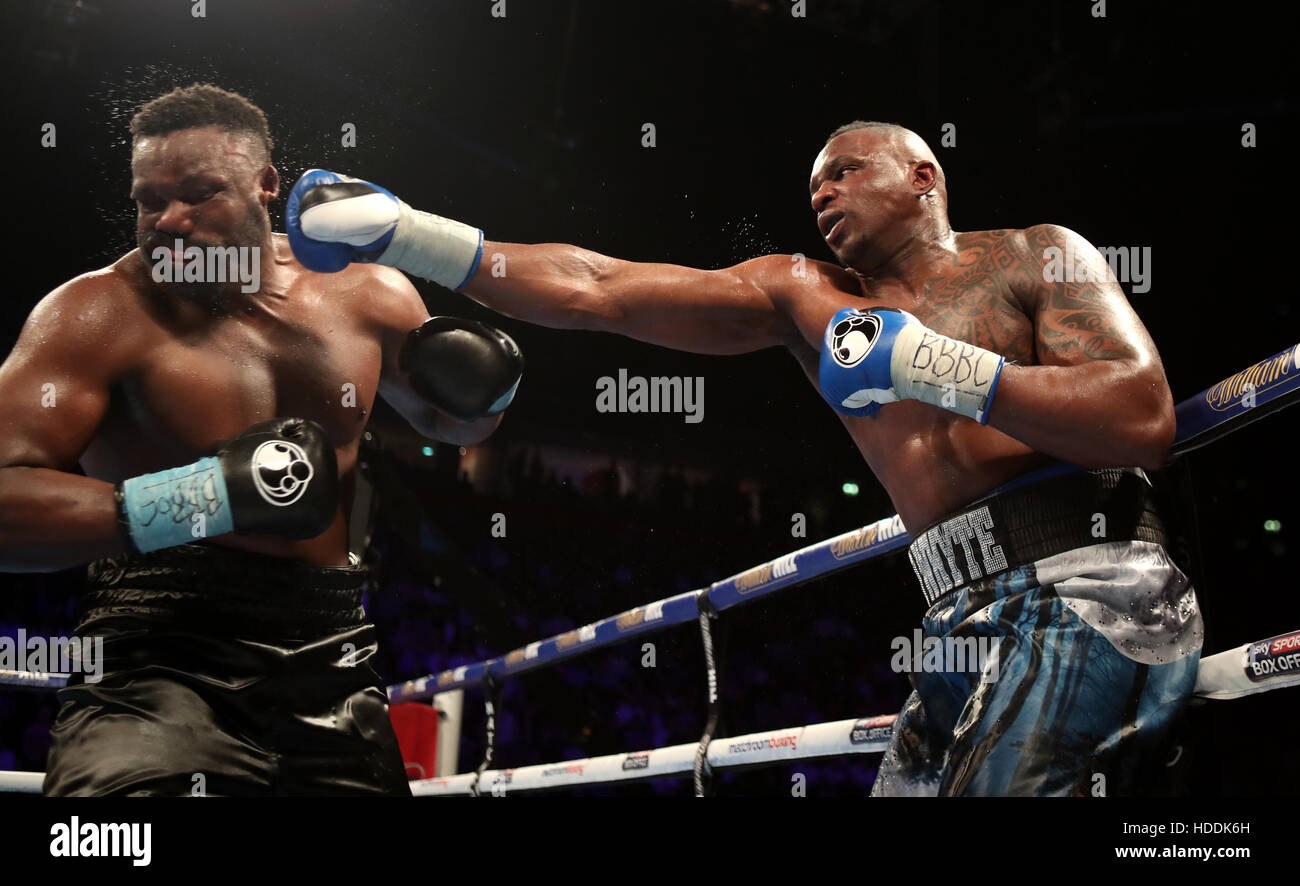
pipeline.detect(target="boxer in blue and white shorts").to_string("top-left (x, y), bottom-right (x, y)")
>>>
top-left (284, 120), bottom-right (1202, 795)
top-left (875, 464), bottom-right (1202, 796)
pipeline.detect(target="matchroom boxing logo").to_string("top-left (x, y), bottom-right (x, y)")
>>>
top-left (149, 239), bottom-right (261, 293)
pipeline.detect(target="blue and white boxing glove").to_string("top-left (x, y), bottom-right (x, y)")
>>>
top-left (818, 306), bottom-right (1004, 424)
top-left (286, 169), bottom-right (484, 291)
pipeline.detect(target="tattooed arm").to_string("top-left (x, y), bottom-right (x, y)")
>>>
top-left (984, 224), bottom-right (1176, 469)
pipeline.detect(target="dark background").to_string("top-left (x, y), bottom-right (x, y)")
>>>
top-left (0, 0), bottom-right (1296, 796)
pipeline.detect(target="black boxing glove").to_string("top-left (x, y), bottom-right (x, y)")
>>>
top-left (115, 418), bottom-right (339, 553)
top-left (399, 316), bottom-right (523, 421)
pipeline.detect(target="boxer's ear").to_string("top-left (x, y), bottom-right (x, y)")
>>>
top-left (911, 160), bottom-right (938, 198)
top-left (260, 164), bottom-right (280, 204)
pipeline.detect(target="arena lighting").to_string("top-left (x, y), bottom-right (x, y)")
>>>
top-left (841, 482), bottom-right (860, 496)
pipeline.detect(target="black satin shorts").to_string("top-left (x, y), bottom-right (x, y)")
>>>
top-left (42, 544), bottom-right (411, 796)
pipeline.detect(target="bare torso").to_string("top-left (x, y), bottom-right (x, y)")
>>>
top-left (80, 234), bottom-right (390, 566)
top-left (772, 229), bottom-right (1050, 531)
top-left (68, 226), bottom-right (1058, 555)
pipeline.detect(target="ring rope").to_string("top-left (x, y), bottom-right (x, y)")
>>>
top-left (411, 714), bottom-right (897, 796)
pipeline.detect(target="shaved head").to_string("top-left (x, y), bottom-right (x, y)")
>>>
top-left (808, 121), bottom-right (952, 273)
top-left (823, 121), bottom-right (946, 207)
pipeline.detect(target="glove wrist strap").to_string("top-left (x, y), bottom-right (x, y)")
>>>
top-left (118, 457), bottom-right (234, 553)
top-left (890, 323), bottom-right (1005, 425)
top-left (378, 199), bottom-right (484, 291)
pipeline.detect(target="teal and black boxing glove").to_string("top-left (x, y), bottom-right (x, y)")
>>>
top-left (400, 317), bottom-right (523, 421)
top-left (114, 418), bottom-right (339, 554)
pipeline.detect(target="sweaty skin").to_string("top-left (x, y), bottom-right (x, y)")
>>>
top-left (453, 126), bottom-right (1175, 531)
top-left (0, 126), bottom-right (495, 571)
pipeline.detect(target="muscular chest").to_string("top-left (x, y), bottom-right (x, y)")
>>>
top-left (791, 243), bottom-right (1036, 368)
top-left (908, 263), bottom-right (1035, 366)
top-left (119, 312), bottom-right (379, 462)
top-left (788, 240), bottom-right (1046, 516)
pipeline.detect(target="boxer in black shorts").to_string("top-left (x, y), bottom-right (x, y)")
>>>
top-left (43, 546), bottom-right (408, 796)
top-left (0, 84), bottom-right (523, 796)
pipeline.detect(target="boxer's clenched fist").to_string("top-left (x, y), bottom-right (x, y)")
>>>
top-left (400, 317), bottom-right (523, 421)
top-left (287, 168), bottom-right (483, 291)
top-left (818, 306), bottom-right (1005, 424)
top-left (115, 418), bottom-right (339, 553)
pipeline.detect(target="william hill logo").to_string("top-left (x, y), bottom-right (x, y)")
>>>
top-left (1204, 344), bottom-right (1299, 411)
top-left (734, 554), bottom-right (798, 594)
top-left (616, 609), bottom-right (646, 632)
top-left (437, 671), bottom-right (455, 687)
top-left (831, 526), bottom-right (880, 559)
top-left (556, 630), bottom-right (582, 650)
top-left (505, 649), bottom-right (526, 666)
top-left (830, 516), bottom-right (906, 560)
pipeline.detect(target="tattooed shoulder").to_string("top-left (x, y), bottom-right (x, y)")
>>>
top-left (914, 230), bottom-right (1035, 364)
top-left (1013, 224), bottom-right (1137, 363)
